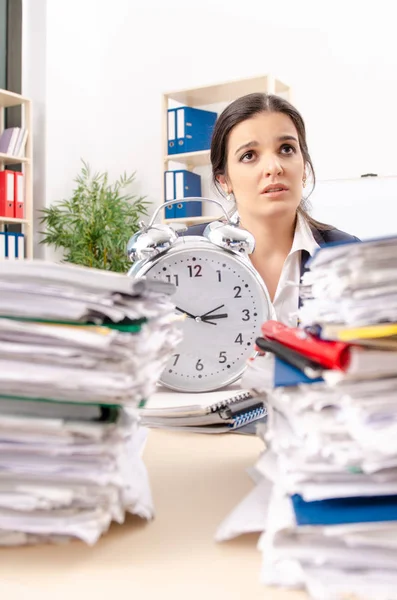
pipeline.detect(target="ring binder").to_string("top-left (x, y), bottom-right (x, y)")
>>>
top-left (229, 406), bottom-right (267, 430)
top-left (208, 390), bottom-right (255, 413)
top-left (139, 390), bottom-right (268, 434)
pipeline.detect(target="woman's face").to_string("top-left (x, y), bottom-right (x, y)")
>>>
top-left (221, 111), bottom-right (305, 220)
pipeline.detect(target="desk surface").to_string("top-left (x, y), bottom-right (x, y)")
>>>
top-left (0, 388), bottom-right (308, 600)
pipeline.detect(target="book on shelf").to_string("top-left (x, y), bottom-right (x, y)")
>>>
top-left (14, 172), bottom-right (24, 218)
top-left (0, 232), bottom-right (25, 260)
top-left (0, 127), bottom-right (28, 158)
top-left (0, 171), bottom-right (24, 220)
top-left (167, 107), bottom-right (217, 155)
top-left (164, 169), bottom-right (202, 218)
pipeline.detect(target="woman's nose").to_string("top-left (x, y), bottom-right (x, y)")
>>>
top-left (264, 155), bottom-right (283, 177)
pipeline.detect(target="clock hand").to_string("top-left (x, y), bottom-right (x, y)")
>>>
top-left (200, 304), bottom-right (225, 318)
top-left (175, 306), bottom-right (228, 324)
top-left (201, 313), bottom-right (228, 321)
top-left (201, 313), bottom-right (229, 325)
top-left (175, 306), bottom-right (198, 320)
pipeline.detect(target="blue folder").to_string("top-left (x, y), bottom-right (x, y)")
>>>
top-left (174, 170), bottom-right (202, 218)
top-left (167, 108), bottom-right (178, 155)
top-left (174, 107), bottom-right (217, 154)
top-left (0, 232), bottom-right (6, 259)
top-left (3, 232), bottom-right (25, 259)
top-left (164, 171), bottom-right (176, 219)
top-left (274, 357), bottom-right (323, 388)
top-left (163, 170), bottom-right (202, 219)
top-left (291, 493), bottom-right (397, 526)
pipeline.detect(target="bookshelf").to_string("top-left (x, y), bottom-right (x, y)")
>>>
top-left (0, 89), bottom-right (33, 259)
top-left (162, 74), bottom-right (291, 226)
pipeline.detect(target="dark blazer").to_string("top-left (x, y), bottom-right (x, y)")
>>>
top-left (181, 221), bottom-right (360, 281)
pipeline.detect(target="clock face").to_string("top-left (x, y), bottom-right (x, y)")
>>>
top-left (144, 245), bottom-right (270, 392)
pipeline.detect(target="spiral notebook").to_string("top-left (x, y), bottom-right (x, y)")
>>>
top-left (139, 390), bottom-right (267, 434)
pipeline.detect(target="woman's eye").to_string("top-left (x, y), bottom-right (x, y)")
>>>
top-left (280, 143), bottom-right (296, 155)
top-left (240, 151), bottom-right (255, 162)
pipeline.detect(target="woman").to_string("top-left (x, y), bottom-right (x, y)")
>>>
top-left (184, 92), bottom-right (359, 325)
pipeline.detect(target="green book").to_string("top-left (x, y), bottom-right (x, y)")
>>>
top-left (0, 395), bottom-right (121, 423)
top-left (0, 315), bottom-right (145, 333)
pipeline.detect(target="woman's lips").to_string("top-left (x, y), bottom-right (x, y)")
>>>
top-left (261, 188), bottom-right (289, 199)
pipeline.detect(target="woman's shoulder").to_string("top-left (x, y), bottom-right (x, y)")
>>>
top-left (181, 222), bottom-right (212, 237)
top-left (310, 224), bottom-right (361, 245)
top-left (181, 219), bottom-right (361, 245)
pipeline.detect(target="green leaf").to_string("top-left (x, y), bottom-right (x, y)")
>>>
top-left (38, 159), bottom-right (152, 273)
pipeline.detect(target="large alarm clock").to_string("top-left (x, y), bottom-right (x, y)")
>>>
top-left (127, 198), bottom-right (272, 393)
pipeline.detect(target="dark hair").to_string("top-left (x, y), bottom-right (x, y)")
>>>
top-left (210, 92), bottom-right (332, 231)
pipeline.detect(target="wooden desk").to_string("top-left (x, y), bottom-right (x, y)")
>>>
top-left (0, 424), bottom-right (307, 600)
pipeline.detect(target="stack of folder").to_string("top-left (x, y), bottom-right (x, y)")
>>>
top-left (167, 107), bottom-right (217, 155)
top-left (164, 169), bottom-right (202, 219)
top-left (216, 236), bottom-right (397, 599)
top-left (0, 260), bottom-right (181, 546)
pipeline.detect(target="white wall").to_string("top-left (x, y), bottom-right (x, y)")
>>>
top-left (22, 0), bottom-right (397, 257)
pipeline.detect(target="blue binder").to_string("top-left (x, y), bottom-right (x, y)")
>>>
top-left (0, 232), bottom-right (6, 259)
top-left (291, 493), bottom-right (397, 526)
top-left (15, 233), bottom-right (25, 258)
top-left (5, 232), bottom-right (16, 259)
top-left (274, 357), bottom-right (323, 387)
top-left (3, 232), bottom-right (25, 259)
top-left (175, 107), bottom-right (217, 154)
top-left (164, 171), bottom-right (176, 219)
top-left (174, 170), bottom-right (202, 218)
top-left (167, 109), bottom-right (178, 155)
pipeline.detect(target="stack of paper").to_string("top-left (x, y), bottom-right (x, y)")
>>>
top-left (0, 260), bottom-right (181, 546)
top-left (216, 237), bottom-right (397, 600)
top-left (253, 380), bottom-right (397, 600)
top-left (298, 235), bottom-right (397, 333)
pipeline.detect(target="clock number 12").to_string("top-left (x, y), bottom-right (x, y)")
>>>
top-left (188, 265), bottom-right (202, 278)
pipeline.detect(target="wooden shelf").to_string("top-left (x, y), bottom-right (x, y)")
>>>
top-left (164, 215), bottom-right (218, 226)
top-left (0, 152), bottom-right (30, 165)
top-left (0, 89), bottom-right (30, 108)
top-left (0, 88), bottom-right (33, 259)
top-left (165, 75), bottom-right (290, 107)
top-left (164, 150), bottom-right (210, 168)
top-left (0, 217), bottom-right (29, 224)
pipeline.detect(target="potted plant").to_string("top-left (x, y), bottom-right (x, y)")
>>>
top-left (39, 160), bottom-right (151, 273)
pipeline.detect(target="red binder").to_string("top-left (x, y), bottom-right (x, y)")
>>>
top-left (261, 320), bottom-right (351, 370)
top-left (0, 170), bottom-right (15, 218)
top-left (14, 171), bottom-right (24, 218)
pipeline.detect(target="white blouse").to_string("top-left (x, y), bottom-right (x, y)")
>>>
top-left (251, 213), bottom-right (319, 327)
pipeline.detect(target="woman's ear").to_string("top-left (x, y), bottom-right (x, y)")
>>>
top-left (303, 163), bottom-right (312, 185)
top-left (217, 174), bottom-right (231, 195)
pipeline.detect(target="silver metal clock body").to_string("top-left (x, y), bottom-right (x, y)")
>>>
top-left (128, 235), bottom-right (272, 393)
